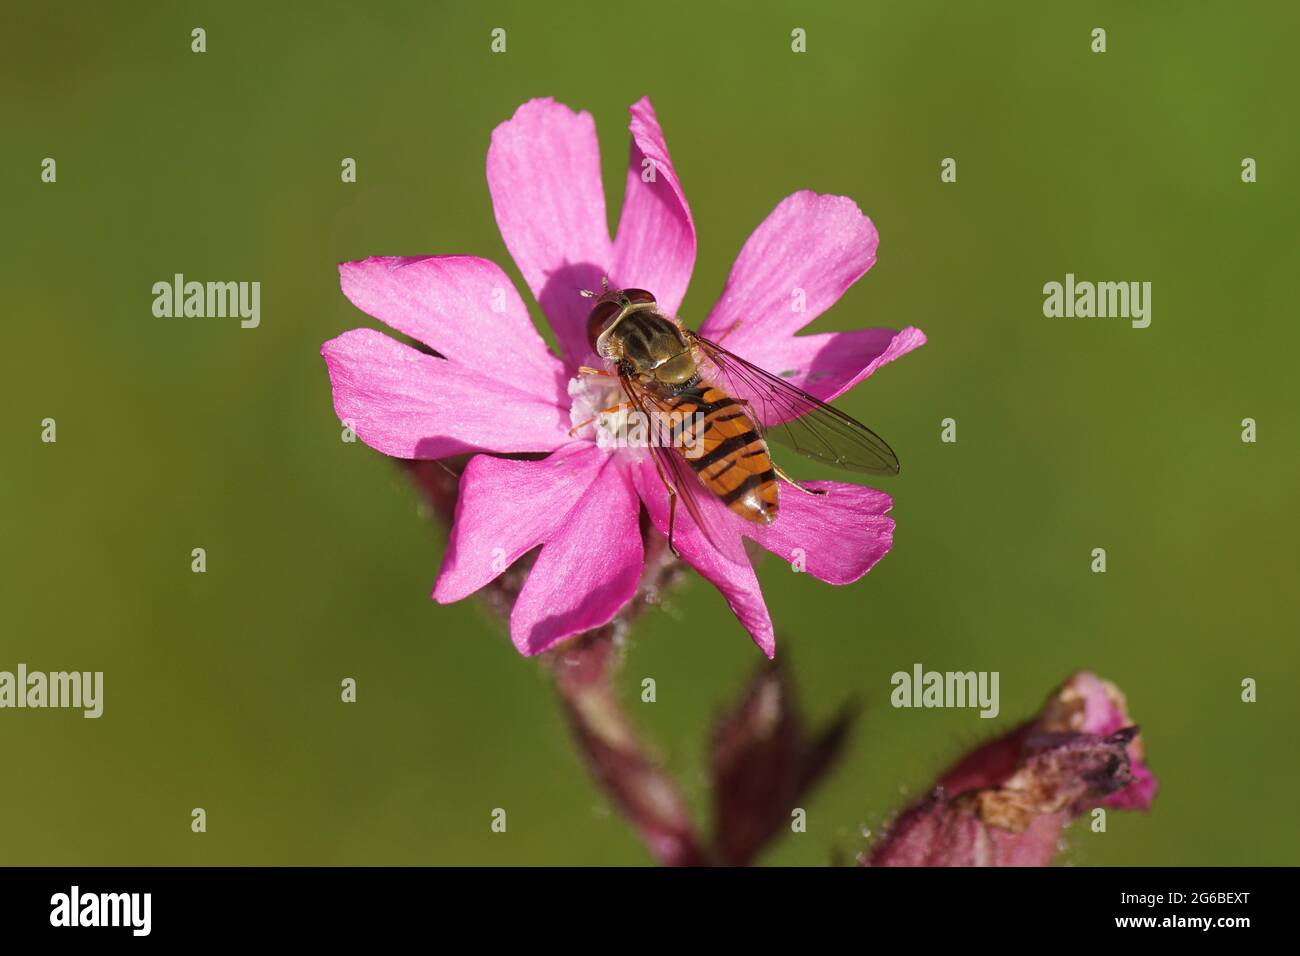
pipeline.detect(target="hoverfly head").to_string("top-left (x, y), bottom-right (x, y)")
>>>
top-left (583, 285), bottom-right (659, 355)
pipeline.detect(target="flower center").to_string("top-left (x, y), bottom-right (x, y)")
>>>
top-left (567, 374), bottom-right (648, 462)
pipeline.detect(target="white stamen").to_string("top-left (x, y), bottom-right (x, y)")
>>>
top-left (567, 375), bottom-right (647, 462)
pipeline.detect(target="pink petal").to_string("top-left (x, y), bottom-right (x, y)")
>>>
top-left (610, 97), bottom-right (696, 317)
top-left (746, 480), bottom-right (894, 585)
top-left (487, 98), bottom-right (613, 367)
top-left (433, 443), bottom-right (602, 604)
top-left (1052, 672), bottom-right (1159, 812)
top-left (338, 256), bottom-right (568, 405)
top-left (734, 326), bottom-right (927, 408)
top-left (510, 455), bottom-right (643, 655)
top-left (630, 460), bottom-right (775, 657)
top-left (1105, 761), bottom-right (1159, 811)
top-left (698, 191), bottom-right (879, 348)
top-left (321, 328), bottom-right (570, 459)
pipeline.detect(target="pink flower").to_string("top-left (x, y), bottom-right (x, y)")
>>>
top-left (865, 672), bottom-right (1157, 867)
top-left (321, 97), bottom-right (925, 657)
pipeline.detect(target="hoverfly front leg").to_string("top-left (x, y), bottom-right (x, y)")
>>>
top-left (577, 276), bottom-right (611, 299)
top-left (570, 366), bottom-right (626, 435)
top-left (772, 461), bottom-right (828, 496)
top-left (569, 401), bottom-right (633, 437)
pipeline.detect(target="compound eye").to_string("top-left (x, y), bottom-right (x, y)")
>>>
top-left (622, 288), bottom-right (656, 306)
top-left (586, 299), bottom-right (622, 350)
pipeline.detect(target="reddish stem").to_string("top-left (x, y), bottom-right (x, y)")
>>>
top-left (406, 457), bottom-right (705, 865)
top-left (549, 630), bottom-right (710, 867)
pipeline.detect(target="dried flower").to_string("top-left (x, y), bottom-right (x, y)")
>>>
top-left (865, 672), bottom-right (1156, 866)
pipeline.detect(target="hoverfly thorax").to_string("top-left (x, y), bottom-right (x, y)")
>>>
top-left (584, 286), bottom-right (659, 359)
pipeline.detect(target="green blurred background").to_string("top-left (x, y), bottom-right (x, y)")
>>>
top-left (3, 0), bottom-right (1297, 865)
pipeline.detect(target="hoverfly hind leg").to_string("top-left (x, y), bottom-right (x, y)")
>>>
top-left (773, 462), bottom-right (828, 496)
top-left (666, 491), bottom-right (680, 558)
top-left (647, 445), bottom-right (684, 557)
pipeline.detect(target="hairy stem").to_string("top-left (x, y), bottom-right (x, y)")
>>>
top-left (406, 457), bottom-right (703, 864)
top-left (549, 629), bottom-right (709, 866)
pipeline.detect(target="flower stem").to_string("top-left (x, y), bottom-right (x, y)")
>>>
top-left (406, 456), bottom-right (704, 864)
top-left (549, 629), bottom-right (710, 867)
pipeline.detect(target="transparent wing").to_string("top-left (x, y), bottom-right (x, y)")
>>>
top-left (617, 372), bottom-right (747, 562)
top-left (689, 333), bottom-right (900, 476)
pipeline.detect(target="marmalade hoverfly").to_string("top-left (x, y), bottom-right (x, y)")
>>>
top-left (575, 281), bottom-right (899, 556)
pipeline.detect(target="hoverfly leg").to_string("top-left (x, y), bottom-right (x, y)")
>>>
top-left (569, 401), bottom-right (632, 437)
top-left (666, 491), bottom-right (681, 558)
top-left (714, 318), bottom-right (743, 346)
top-left (647, 446), bottom-right (683, 557)
top-left (577, 278), bottom-right (610, 299)
top-left (577, 365), bottom-right (615, 378)
top-left (772, 461), bottom-right (827, 496)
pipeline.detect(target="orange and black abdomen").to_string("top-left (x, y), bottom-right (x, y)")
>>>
top-left (669, 383), bottom-right (779, 524)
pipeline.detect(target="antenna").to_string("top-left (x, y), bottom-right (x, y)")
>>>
top-left (579, 276), bottom-right (611, 298)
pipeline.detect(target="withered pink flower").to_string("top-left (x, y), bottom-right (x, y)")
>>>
top-left (321, 97), bottom-right (925, 657)
top-left (865, 672), bottom-right (1157, 866)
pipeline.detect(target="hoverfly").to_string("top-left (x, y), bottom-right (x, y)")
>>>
top-left (575, 280), bottom-right (899, 557)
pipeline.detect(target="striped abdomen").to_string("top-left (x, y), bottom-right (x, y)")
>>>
top-left (668, 382), bottom-right (778, 524)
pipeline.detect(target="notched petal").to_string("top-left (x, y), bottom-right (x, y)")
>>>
top-left (611, 96), bottom-right (696, 317)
